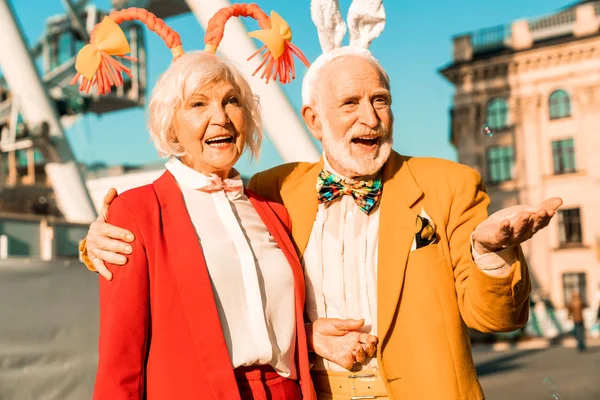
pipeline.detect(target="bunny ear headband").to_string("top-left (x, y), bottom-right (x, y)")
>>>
top-left (312, 0), bottom-right (385, 52)
top-left (71, 4), bottom-right (310, 95)
top-left (302, 0), bottom-right (386, 104)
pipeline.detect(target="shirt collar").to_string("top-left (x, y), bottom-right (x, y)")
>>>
top-left (165, 157), bottom-right (242, 191)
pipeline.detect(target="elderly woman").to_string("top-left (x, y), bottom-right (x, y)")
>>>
top-left (77, 5), bottom-right (316, 400)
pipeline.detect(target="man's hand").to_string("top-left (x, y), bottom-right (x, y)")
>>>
top-left (473, 197), bottom-right (563, 254)
top-left (306, 318), bottom-right (378, 370)
top-left (86, 188), bottom-right (135, 281)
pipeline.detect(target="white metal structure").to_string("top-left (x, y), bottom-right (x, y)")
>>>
top-left (0, 0), bottom-right (96, 223)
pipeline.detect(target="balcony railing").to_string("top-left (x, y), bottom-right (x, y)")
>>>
top-left (469, 2), bottom-right (600, 54)
top-left (529, 9), bottom-right (576, 41)
top-left (471, 24), bottom-right (512, 52)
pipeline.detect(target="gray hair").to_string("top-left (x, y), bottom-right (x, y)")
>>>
top-left (147, 51), bottom-right (262, 159)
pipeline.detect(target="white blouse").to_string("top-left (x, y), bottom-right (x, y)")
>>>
top-left (165, 158), bottom-right (297, 378)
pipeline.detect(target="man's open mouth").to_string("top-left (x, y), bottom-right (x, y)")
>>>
top-left (351, 136), bottom-right (380, 146)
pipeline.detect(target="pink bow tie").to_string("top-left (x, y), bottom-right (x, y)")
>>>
top-left (199, 174), bottom-right (244, 200)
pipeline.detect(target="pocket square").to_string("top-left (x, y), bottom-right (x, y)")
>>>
top-left (411, 209), bottom-right (437, 251)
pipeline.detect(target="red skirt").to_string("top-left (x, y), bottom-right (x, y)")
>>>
top-left (235, 365), bottom-right (302, 400)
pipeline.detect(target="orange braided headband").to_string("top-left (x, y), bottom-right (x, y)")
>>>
top-left (71, 7), bottom-right (182, 94)
top-left (204, 3), bottom-right (310, 84)
top-left (71, 4), bottom-right (309, 94)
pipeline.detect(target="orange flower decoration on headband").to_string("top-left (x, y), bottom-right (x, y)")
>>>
top-left (204, 3), bottom-right (310, 84)
top-left (71, 8), bottom-right (183, 94)
top-left (73, 17), bottom-right (133, 85)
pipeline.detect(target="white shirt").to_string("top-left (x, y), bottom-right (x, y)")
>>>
top-left (165, 158), bottom-right (297, 378)
top-left (303, 155), bottom-right (513, 372)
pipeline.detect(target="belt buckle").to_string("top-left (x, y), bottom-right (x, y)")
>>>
top-left (348, 374), bottom-right (378, 399)
top-left (348, 373), bottom-right (376, 379)
top-left (350, 397), bottom-right (377, 400)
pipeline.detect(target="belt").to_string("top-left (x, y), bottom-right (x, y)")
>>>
top-left (234, 364), bottom-right (281, 382)
top-left (312, 370), bottom-right (389, 400)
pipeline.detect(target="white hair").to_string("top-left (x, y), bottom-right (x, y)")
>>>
top-left (301, 46), bottom-right (390, 107)
top-left (147, 51), bottom-right (262, 159)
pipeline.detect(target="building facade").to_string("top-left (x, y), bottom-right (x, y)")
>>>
top-left (441, 1), bottom-right (600, 313)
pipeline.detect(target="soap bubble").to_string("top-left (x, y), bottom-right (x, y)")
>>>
top-left (543, 377), bottom-right (561, 399)
top-left (482, 124), bottom-right (494, 137)
top-left (543, 377), bottom-right (555, 387)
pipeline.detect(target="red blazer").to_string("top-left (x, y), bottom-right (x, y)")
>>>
top-left (94, 171), bottom-right (315, 400)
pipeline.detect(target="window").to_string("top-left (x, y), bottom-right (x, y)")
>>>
top-left (486, 98), bottom-right (509, 130)
top-left (552, 139), bottom-right (576, 174)
top-left (14, 149), bottom-right (43, 169)
top-left (75, 36), bottom-right (85, 52)
top-left (563, 272), bottom-right (587, 306)
top-left (120, 25), bottom-right (144, 82)
top-left (549, 90), bottom-right (571, 119)
top-left (49, 30), bottom-right (85, 71)
top-left (57, 32), bottom-right (74, 66)
top-left (558, 208), bottom-right (582, 246)
top-left (122, 27), bottom-right (134, 84)
top-left (487, 146), bottom-right (514, 184)
top-left (49, 39), bottom-right (59, 70)
top-left (16, 150), bottom-right (27, 168)
top-left (33, 149), bottom-right (44, 165)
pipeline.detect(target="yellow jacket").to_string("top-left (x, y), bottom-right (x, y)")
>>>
top-left (248, 151), bottom-right (531, 400)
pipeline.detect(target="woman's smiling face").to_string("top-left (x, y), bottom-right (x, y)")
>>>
top-left (172, 80), bottom-right (247, 178)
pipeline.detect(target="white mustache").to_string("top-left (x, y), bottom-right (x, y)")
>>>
top-left (348, 124), bottom-right (390, 140)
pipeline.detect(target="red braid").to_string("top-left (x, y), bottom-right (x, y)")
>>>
top-left (109, 8), bottom-right (182, 50)
top-left (201, 3), bottom-right (309, 84)
top-left (204, 4), bottom-right (270, 51)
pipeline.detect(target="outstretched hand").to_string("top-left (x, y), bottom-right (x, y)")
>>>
top-left (473, 197), bottom-right (563, 254)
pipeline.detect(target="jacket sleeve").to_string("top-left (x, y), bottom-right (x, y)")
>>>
top-left (79, 237), bottom-right (96, 271)
top-left (447, 167), bottom-right (531, 333)
top-left (94, 196), bottom-right (150, 400)
top-left (247, 172), bottom-right (260, 193)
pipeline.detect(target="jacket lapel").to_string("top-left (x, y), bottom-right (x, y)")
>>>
top-left (153, 172), bottom-right (240, 399)
top-left (280, 159), bottom-right (323, 256)
top-left (377, 153), bottom-right (423, 345)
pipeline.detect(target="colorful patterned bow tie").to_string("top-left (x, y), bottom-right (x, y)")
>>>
top-left (199, 174), bottom-right (244, 201)
top-left (316, 170), bottom-right (382, 215)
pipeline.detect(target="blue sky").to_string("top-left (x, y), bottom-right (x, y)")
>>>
top-left (11, 0), bottom-right (570, 176)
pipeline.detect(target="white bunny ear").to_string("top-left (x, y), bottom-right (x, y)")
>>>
top-left (347, 0), bottom-right (386, 49)
top-left (311, 0), bottom-right (347, 52)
